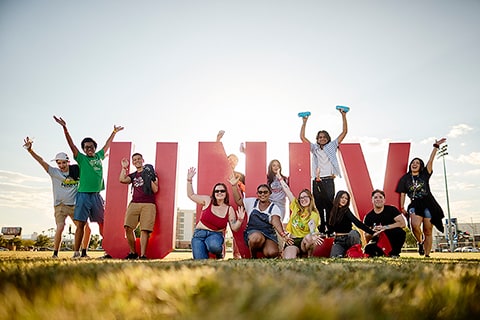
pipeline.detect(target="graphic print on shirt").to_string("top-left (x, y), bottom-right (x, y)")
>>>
top-left (132, 175), bottom-right (145, 189)
top-left (409, 176), bottom-right (427, 200)
top-left (88, 158), bottom-right (103, 172)
top-left (61, 174), bottom-right (79, 188)
top-left (291, 213), bottom-right (310, 233)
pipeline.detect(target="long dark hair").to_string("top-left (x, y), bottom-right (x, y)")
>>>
top-left (266, 159), bottom-right (288, 186)
top-left (408, 157), bottom-right (425, 174)
top-left (210, 183), bottom-right (230, 206)
top-left (329, 190), bottom-right (351, 227)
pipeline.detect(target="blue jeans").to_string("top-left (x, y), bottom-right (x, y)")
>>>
top-left (330, 230), bottom-right (361, 257)
top-left (191, 229), bottom-right (224, 259)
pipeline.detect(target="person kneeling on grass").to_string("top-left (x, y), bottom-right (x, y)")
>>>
top-left (187, 167), bottom-right (245, 259)
top-left (363, 189), bottom-right (406, 258)
top-left (230, 176), bottom-right (289, 259)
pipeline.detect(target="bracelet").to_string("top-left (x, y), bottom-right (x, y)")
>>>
top-left (187, 179), bottom-right (192, 182)
top-left (433, 143), bottom-right (440, 148)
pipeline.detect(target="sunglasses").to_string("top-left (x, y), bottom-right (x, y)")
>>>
top-left (257, 190), bottom-right (269, 195)
top-left (214, 190), bottom-right (226, 194)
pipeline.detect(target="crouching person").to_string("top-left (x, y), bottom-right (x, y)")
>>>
top-left (363, 189), bottom-right (406, 257)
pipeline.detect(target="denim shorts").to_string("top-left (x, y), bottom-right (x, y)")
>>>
top-left (74, 192), bottom-right (105, 223)
top-left (409, 207), bottom-right (432, 219)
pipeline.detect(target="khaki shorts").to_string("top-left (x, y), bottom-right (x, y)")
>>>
top-left (124, 202), bottom-right (156, 232)
top-left (54, 204), bottom-right (75, 226)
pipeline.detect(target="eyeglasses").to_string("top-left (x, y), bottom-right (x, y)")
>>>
top-left (257, 190), bottom-right (269, 195)
top-left (214, 190), bottom-right (226, 194)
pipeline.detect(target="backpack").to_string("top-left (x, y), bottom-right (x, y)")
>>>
top-left (141, 164), bottom-right (157, 195)
top-left (68, 164), bottom-right (80, 181)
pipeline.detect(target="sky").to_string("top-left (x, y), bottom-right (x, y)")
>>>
top-left (1, 0), bottom-right (479, 238)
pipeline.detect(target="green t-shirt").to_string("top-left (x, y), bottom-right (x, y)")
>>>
top-left (75, 149), bottom-right (105, 192)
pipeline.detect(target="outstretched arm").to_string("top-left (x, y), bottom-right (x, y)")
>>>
top-left (24, 137), bottom-right (49, 172)
top-left (300, 116), bottom-right (311, 144)
top-left (277, 172), bottom-right (295, 202)
top-left (101, 125), bottom-right (124, 154)
top-left (426, 137), bottom-right (446, 174)
top-left (229, 174), bottom-right (244, 207)
top-left (216, 130), bottom-right (225, 142)
top-left (186, 167), bottom-right (210, 206)
top-left (53, 116), bottom-right (79, 157)
top-left (336, 110), bottom-right (348, 144)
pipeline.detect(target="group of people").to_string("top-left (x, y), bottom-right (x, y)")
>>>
top-left (26, 109), bottom-right (446, 260)
top-left (25, 116), bottom-right (160, 259)
top-left (188, 108), bottom-right (446, 259)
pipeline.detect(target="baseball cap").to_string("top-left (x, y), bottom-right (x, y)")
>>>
top-left (51, 152), bottom-right (69, 161)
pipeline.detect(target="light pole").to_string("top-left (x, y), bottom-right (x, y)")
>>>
top-left (438, 145), bottom-right (453, 252)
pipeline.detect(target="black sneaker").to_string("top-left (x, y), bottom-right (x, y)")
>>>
top-left (139, 255), bottom-right (148, 260)
top-left (125, 252), bottom-right (139, 260)
top-left (418, 242), bottom-right (425, 256)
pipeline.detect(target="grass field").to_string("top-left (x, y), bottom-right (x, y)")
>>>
top-left (1, 251), bottom-right (479, 319)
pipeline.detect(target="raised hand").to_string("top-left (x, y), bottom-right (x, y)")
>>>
top-left (237, 206), bottom-right (246, 221)
top-left (113, 125), bottom-right (124, 133)
top-left (228, 173), bottom-right (239, 186)
top-left (23, 136), bottom-right (33, 150)
top-left (53, 116), bottom-right (66, 127)
top-left (187, 167), bottom-right (197, 180)
top-left (436, 137), bottom-right (447, 146)
top-left (121, 158), bottom-right (129, 168)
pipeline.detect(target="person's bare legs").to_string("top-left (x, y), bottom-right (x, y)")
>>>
top-left (410, 214), bottom-right (425, 255)
top-left (80, 223), bottom-right (91, 256)
top-left (125, 226), bottom-right (136, 254)
top-left (263, 239), bottom-right (280, 258)
top-left (73, 220), bottom-right (86, 257)
top-left (140, 230), bottom-right (151, 257)
top-left (423, 218), bottom-right (433, 257)
top-left (54, 222), bottom-right (66, 253)
top-left (248, 232), bottom-right (265, 259)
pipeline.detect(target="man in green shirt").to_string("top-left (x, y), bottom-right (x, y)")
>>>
top-left (54, 116), bottom-right (124, 258)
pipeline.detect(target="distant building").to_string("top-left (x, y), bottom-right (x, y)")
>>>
top-left (433, 219), bottom-right (480, 251)
top-left (175, 208), bottom-right (196, 249)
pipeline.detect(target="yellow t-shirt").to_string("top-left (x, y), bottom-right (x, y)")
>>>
top-left (286, 198), bottom-right (320, 238)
